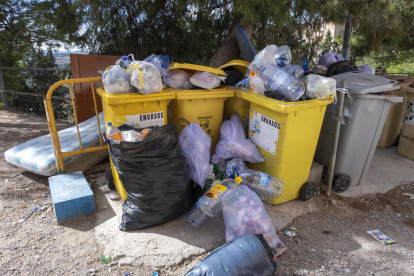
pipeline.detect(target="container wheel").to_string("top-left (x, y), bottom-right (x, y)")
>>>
top-left (299, 181), bottom-right (317, 201)
top-left (333, 174), bottom-right (351, 193)
top-left (106, 168), bottom-right (115, 190)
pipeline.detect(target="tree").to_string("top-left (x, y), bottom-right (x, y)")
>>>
top-left (321, 30), bottom-right (334, 54)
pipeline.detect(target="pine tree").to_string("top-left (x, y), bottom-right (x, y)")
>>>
top-left (321, 30), bottom-right (334, 54)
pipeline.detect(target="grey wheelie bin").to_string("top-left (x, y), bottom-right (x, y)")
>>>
top-left (315, 72), bottom-right (402, 189)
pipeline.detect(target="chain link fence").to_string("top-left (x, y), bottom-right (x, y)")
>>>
top-left (0, 67), bottom-right (74, 122)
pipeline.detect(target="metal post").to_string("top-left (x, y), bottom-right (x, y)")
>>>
top-left (342, 9), bottom-right (353, 60)
top-left (326, 80), bottom-right (347, 196)
top-left (0, 69), bottom-right (7, 109)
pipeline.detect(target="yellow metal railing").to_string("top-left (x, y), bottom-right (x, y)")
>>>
top-left (44, 77), bottom-right (108, 174)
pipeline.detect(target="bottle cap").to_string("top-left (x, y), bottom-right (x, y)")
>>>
top-left (250, 71), bottom-right (256, 77)
top-left (107, 122), bottom-right (112, 126)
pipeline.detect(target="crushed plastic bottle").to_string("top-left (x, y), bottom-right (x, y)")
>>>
top-left (196, 179), bottom-right (239, 217)
top-left (260, 64), bottom-right (305, 102)
top-left (224, 158), bottom-right (248, 177)
top-left (242, 170), bottom-right (284, 212)
top-left (106, 122), bottom-right (122, 141)
top-left (186, 203), bottom-right (211, 228)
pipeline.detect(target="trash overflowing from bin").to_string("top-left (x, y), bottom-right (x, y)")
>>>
top-left (96, 44), bottom-right (386, 271)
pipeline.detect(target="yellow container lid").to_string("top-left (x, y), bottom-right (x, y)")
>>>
top-left (219, 60), bottom-right (250, 74)
top-left (169, 63), bottom-right (226, 76)
top-left (240, 89), bottom-right (334, 113)
top-left (97, 87), bottom-right (175, 105)
top-left (172, 87), bottom-right (234, 100)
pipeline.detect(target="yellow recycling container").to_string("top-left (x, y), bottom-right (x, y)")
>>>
top-left (219, 60), bottom-right (251, 125)
top-left (223, 89), bottom-right (250, 127)
top-left (240, 90), bottom-right (334, 204)
top-left (168, 87), bottom-right (234, 154)
top-left (97, 87), bottom-right (175, 200)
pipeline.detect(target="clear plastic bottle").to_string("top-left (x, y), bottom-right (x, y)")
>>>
top-left (106, 122), bottom-right (123, 141)
top-left (197, 179), bottom-right (239, 217)
top-left (224, 158), bottom-right (248, 177)
top-left (273, 45), bottom-right (292, 66)
top-left (242, 170), bottom-right (284, 212)
top-left (260, 64), bottom-right (305, 102)
top-left (186, 203), bottom-right (211, 228)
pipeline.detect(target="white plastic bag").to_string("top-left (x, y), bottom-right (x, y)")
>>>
top-left (128, 61), bottom-right (163, 94)
top-left (222, 185), bottom-right (285, 248)
top-left (144, 54), bottom-right (170, 75)
top-left (212, 113), bottom-right (264, 164)
top-left (179, 123), bottom-right (211, 188)
top-left (306, 74), bottom-right (336, 100)
top-left (190, 71), bottom-right (222, 89)
top-left (103, 65), bottom-right (132, 94)
top-left (249, 45), bottom-right (278, 75)
top-left (163, 69), bottom-right (194, 90)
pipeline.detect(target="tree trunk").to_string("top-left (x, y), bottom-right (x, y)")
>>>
top-left (209, 23), bottom-right (254, 68)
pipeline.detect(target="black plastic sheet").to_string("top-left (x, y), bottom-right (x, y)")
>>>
top-left (185, 234), bottom-right (277, 276)
top-left (103, 125), bottom-right (191, 230)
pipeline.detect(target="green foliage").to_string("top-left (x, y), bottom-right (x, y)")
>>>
top-left (321, 30), bottom-right (341, 55)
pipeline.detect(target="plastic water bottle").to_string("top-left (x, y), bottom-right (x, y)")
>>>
top-left (186, 204), bottom-right (211, 228)
top-left (273, 45), bottom-right (292, 66)
top-left (224, 158), bottom-right (248, 177)
top-left (242, 170), bottom-right (284, 211)
top-left (248, 72), bottom-right (265, 95)
top-left (106, 122), bottom-right (123, 141)
top-left (196, 179), bottom-right (239, 217)
top-left (260, 64), bottom-right (305, 102)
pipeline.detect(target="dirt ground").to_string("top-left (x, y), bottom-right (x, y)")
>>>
top-left (1, 109), bottom-right (414, 276)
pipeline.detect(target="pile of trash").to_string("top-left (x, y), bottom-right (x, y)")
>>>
top-left (102, 54), bottom-right (233, 94)
top-left (102, 46), bottom-right (376, 106)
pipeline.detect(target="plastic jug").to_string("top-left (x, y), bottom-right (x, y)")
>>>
top-left (106, 122), bottom-right (122, 141)
top-left (249, 72), bottom-right (265, 95)
top-left (260, 64), bottom-right (305, 102)
top-left (273, 45), bottom-right (292, 67)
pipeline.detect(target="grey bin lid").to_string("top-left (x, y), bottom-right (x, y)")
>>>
top-left (331, 71), bottom-right (400, 94)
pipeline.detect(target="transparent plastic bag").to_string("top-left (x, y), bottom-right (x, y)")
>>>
top-left (144, 54), bottom-right (170, 75)
top-left (212, 113), bottom-right (264, 164)
top-left (128, 61), bottom-right (163, 94)
top-left (163, 69), bottom-right (194, 90)
top-left (179, 123), bottom-right (211, 188)
top-left (305, 74), bottom-right (336, 100)
top-left (357, 64), bottom-right (375, 74)
top-left (102, 65), bottom-right (132, 94)
top-left (190, 71), bottom-right (223, 89)
top-left (222, 185), bottom-right (285, 248)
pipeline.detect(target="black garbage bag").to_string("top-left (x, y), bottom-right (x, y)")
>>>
top-left (103, 125), bottom-right (191, 230)
top-left (185, 234), bottom-right (278, 276)
top-left (327, 60), bottom-right (358, 76)
top-left (223, 66), bottom-right (244, 86)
